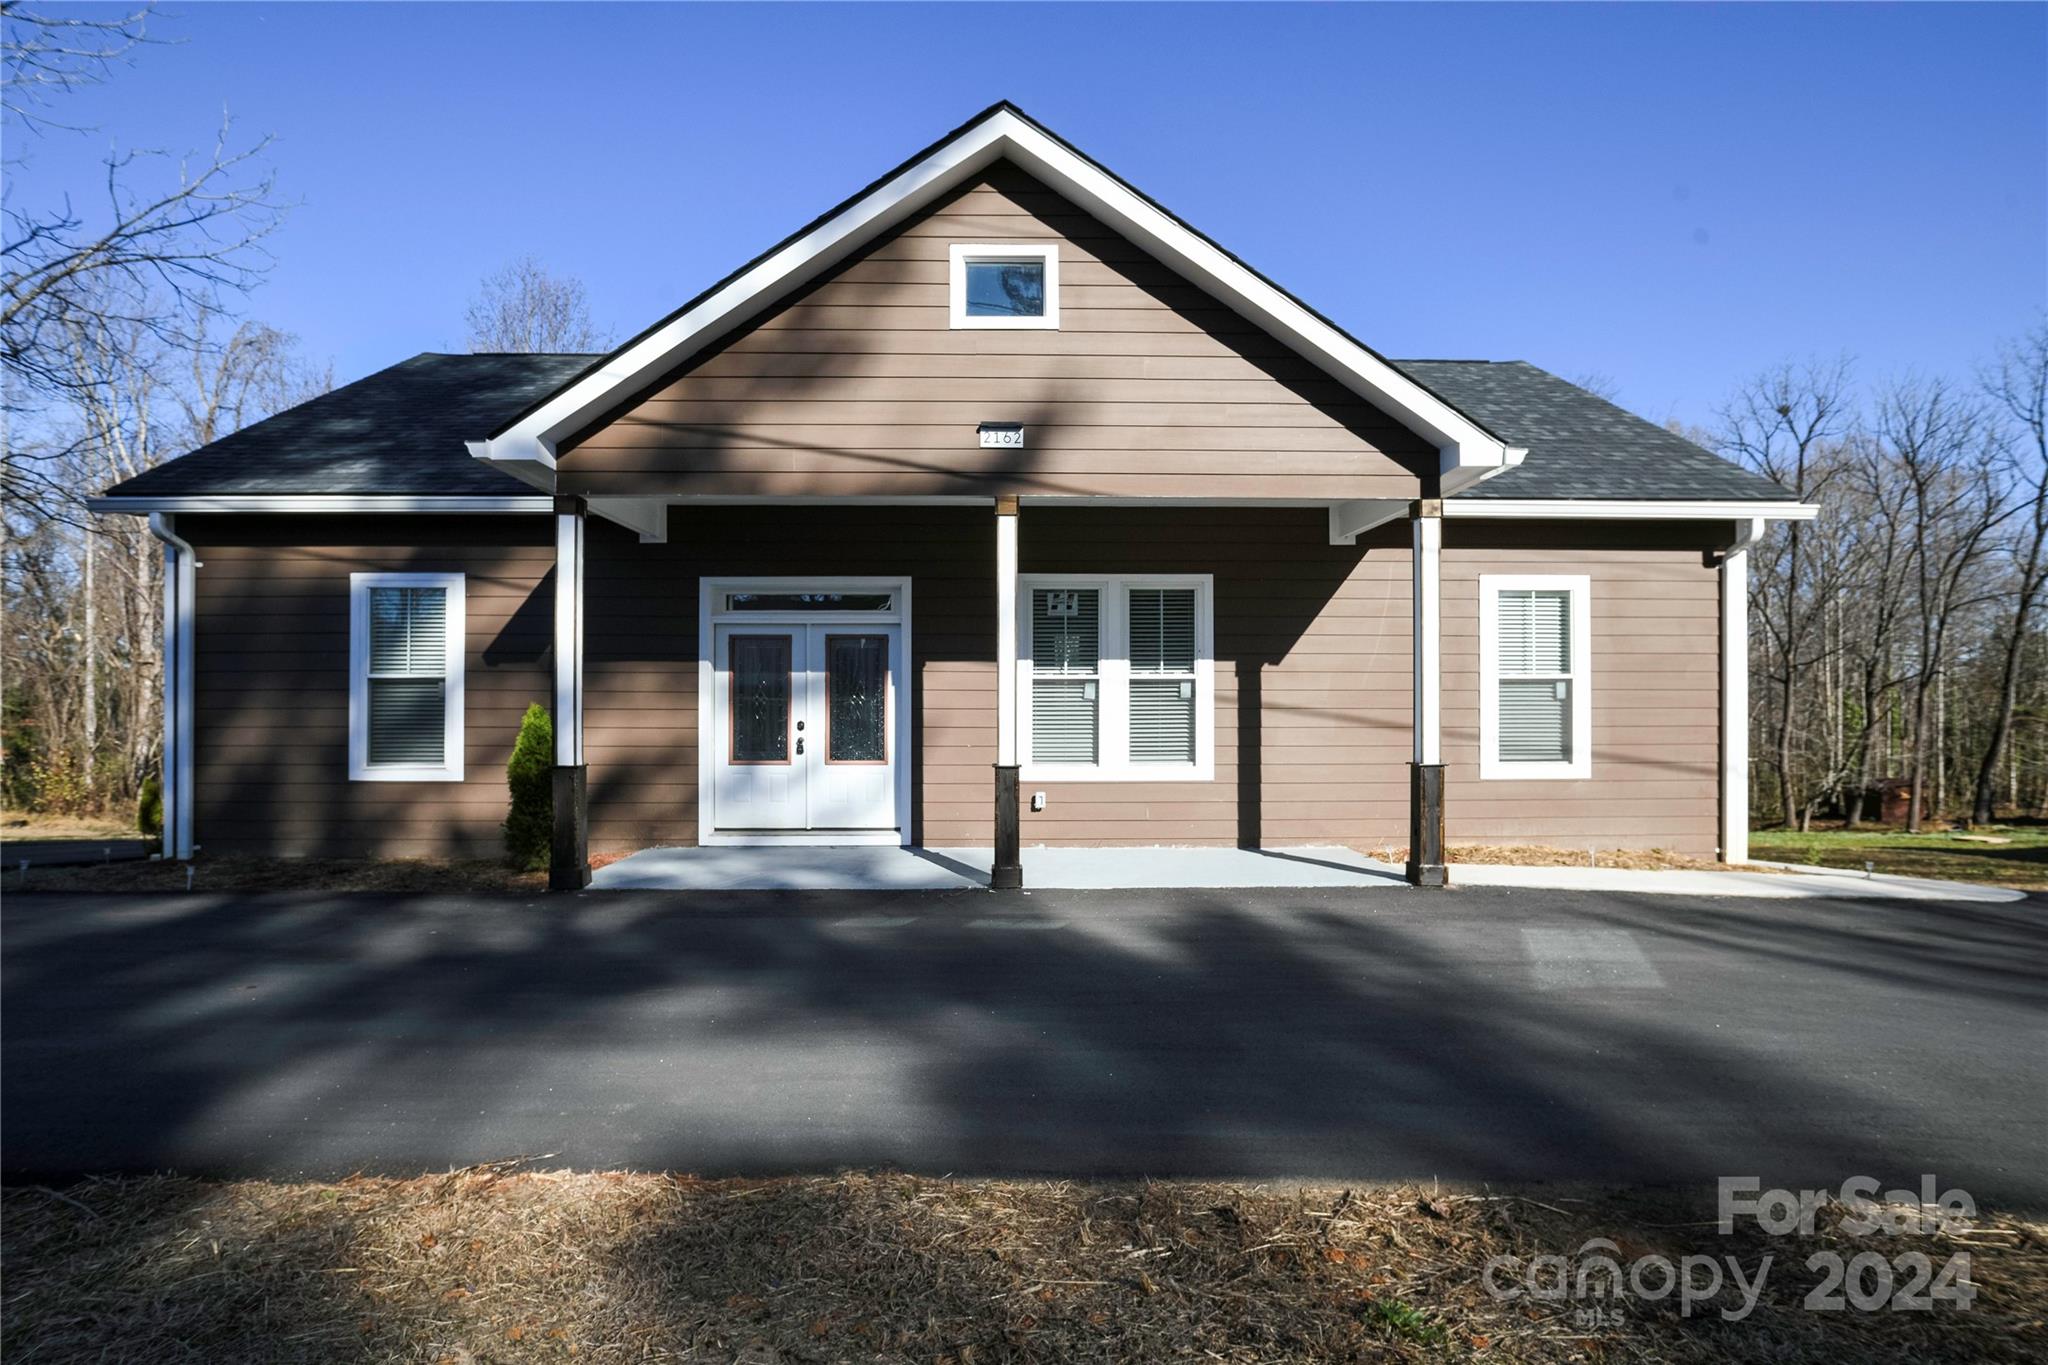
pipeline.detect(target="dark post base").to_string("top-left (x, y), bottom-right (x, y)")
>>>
top-left (1405, 762), bottom-right (1447, 888)
top-left (550, 764), bottom-right (590, 891)
top-left (991, 763), bottom-right (1024, 890)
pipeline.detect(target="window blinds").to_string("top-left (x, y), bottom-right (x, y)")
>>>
top-left (367, 587), bottom-right (447, 765)
top-left (1031, 588), bottom-right (1099, 763)
top-left (1496, 588), bottom-right (1572, 764)
top-left (1128, 588), bottom-right (1196, 763)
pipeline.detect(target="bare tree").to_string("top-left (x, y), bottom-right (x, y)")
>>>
top-left (1721, 358), bottom-right (1852, 826)
top-left (464, 256), bottom-right (608, 353)
top-left (1879, 378), bottom-right (2011, 831)
top-left (2, 4), bottom-right (288, 525)
top-left (1971, 322), bottom-right (2048, 824)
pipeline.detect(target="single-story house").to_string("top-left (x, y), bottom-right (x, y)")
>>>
top-left (90, 103), bottom-right (1814, 890)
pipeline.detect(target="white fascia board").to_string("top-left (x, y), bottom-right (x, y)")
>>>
top-left (1444, 498), bottom-right (1819, 522)
top-left (87, 495), bottom-right (552, 515)
top-left (473, 109), bottom-right (1513, 484)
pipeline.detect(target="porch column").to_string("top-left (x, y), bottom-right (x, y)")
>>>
top-left (991, 495), bottom-right (1024, 889)
top-left (1406, 500), bottom-right (1447, 887)
top-left (551, 495), bottom-right (590, 890)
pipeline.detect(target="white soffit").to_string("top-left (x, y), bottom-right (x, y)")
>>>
top-left (467, 107), bottom-right (1516, 488)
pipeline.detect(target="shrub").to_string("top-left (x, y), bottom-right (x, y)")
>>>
top-left (26, 754), bottom-right (90, 815)
top-left (504, 703), bottom-right (553, 871)
top-left (137, 774), bottom-right (163, 840)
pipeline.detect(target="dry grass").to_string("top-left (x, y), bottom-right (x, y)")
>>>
top-left (12, 854), bottom-right (546, 895)
top-left (1367, 844), bottom-right (1735, 873)
top-left (3, 1168), bottom-right (2042, 1363)
top-left (0, 809), bottom-right (139, 842)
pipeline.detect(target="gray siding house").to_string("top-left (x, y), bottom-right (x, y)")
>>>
top-left (92, 104), bottom-right (1812, 889)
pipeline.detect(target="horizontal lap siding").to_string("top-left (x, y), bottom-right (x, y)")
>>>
top-left (1441, 527), bottom-right (1724, 856)
top-left (560, 165), bottom-right (1431, 500)
top-left (181, 516), bottom-right (552, 858)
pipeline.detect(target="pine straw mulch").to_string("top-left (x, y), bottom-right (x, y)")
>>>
top-left (1365, 845), bottom-right (1738, 873)
top-left (3, 1168), bottom-right (2043, 1364)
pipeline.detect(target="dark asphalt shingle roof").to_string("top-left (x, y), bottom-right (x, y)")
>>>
top-left (102, 352), bottom-right (593, 497)
top-left (104, 351), bottom-right (1792, 505)
top-left (1395, 359), bottom-right (1794, 502)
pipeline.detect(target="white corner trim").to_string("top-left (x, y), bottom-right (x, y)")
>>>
top-left (88, 495), bottom-right (552, 515)
top-left (1411, 516), bottom-right (1441, 766)
top-left (1016, 573), bottom-right (1216, 783)
top-left (1477, 573), bottom-right (1592, 782)
top-left (949, 243), bottom-right (1059, 329)
top-left (348, 572), bottom-right (467, 782)
top-left (470, 108), bottom-right (1513, 482)
top-left (147, 514), bottom-right (196, 860)
top-left (1446, 498), bottom-right (1819, 522)
top-left (1719, 519), bottom-right (1763, 863)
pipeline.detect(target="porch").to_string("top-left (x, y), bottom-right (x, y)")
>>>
top-left (590, 844), bottom-right (1407, 891)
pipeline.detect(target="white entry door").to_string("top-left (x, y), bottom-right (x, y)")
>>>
top-left (711, 622), bottom-right (900, 834)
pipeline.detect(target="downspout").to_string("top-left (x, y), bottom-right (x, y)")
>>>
top-left (148, 514), bottom-right (197, 861)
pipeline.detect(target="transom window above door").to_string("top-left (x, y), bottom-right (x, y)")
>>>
top-left (1017, 575), bottom-right (1214, 781)
top-left (950, 244), bottom-right (1060, 329)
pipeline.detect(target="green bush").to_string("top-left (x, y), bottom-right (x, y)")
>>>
top-left (137, 774), bottom-right (163, 840)
top-left (504, 703), bottom-right (553, 871)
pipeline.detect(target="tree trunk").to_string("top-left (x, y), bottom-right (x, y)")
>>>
top-left (1973, 575), bottom-right (2043, 825)
top-left (1906, 670), bottom-right (1932, 833)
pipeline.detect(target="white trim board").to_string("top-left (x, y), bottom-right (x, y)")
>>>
top-left (1445, 499), bottom-right (1818, 521)
top-left (469, 105), bottom-right (1520, 494)
top-left (88, 495), bottom-right (551, 515)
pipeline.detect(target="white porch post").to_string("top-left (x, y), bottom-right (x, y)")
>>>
top-left (1720, 519), bottom-right (1760, 863)
top-left (991, 496), bottom-right (1023, 889)
top-left (551, 496), bottom-right (590, 889)
top-left (1407, 501), bottom-right (1446, 886)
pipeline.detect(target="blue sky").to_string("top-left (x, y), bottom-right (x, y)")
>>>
top-left (13, 2), bottom-right (2045, 429)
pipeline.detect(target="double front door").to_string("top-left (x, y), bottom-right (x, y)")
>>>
top-left (711, 623), bottom-right (899, 832)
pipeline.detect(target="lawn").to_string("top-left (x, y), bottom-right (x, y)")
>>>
top-left (3, 1169), bottom-right (2042, 1364)
top-left (1750, 823), bottom-right (2048, 891)
top-left (0, 809), bottom-right (141, 842)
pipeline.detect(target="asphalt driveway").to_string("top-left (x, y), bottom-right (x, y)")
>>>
top-left (5, 886), bottom-right (2044, 1204)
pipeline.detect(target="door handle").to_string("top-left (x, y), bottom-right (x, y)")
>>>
top-left (796, 736), bottom-right (805, 755)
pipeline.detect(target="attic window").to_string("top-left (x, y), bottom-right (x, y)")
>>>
top-left (950, 244), bottom-right (1059, 329)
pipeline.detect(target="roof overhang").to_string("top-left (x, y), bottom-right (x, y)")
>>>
top-left (467, 105), bottom-right (1521, 495)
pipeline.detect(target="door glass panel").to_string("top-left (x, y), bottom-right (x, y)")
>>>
top-left (725, 591), bottom-right (893, 612)
top-left (826, 635), bottom-right (888, 763)
top-left (729, 635), bottom-right (791, 762)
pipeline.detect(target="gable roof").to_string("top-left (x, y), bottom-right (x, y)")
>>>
top-left (1397, 361), bottom-right (1795, 502)
top-left (101, 353), bottom-right (588, 498)
top-left (98, 352), bottom-right (1795, 505)
top-left (467, 101), bottom-right (1524, 495)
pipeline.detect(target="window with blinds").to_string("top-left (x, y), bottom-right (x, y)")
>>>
top-left (1483, 577), bottom-right (1588, 778)
top-left (1128, 588), bottom-right (1197, 763)
top-left (1030, 587), bottom-right (1099, 764)
top-left (351, 574), bottom-right (464, 780)
top-left (1019, 578), bottom-right (1211, 778)
top-left (367, 588), bottom-right (449, 765)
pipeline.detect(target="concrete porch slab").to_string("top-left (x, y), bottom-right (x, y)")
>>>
top-left (589, 843), bottom-right (2026, 901)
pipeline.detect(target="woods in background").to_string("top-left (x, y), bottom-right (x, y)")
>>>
top-left (1730, 325), bottom-right (2048, 830)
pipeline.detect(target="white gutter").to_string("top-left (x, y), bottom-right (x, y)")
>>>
top-left (147, 514), bottom-right (197, 861)
top-left (1445, 498), bottom-right (1818, 522)
top-left (90, 495), bottom-right (551, 515)
top-left (1717, 517), bottom-right (1767, 864)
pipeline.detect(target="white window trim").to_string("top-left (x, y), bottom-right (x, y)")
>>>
top-left (349, 571), bottom-right (466, 782)
top-left (1017, 573), bottom-right (1214, 783)
top-left (1478, 573), bottom-right (1591, 781)
top-left (949, 243), bottom-right (1059, 330)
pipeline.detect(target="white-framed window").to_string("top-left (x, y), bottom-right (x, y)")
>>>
top-left (349, 572), bottom-right (465, 781)
top-left (1018, 575), bottom-right (1213, 781)
top-left (1478, 574), bottom-right (1591, 780)
top-left (949, 243), bottom-right (1059, 329)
